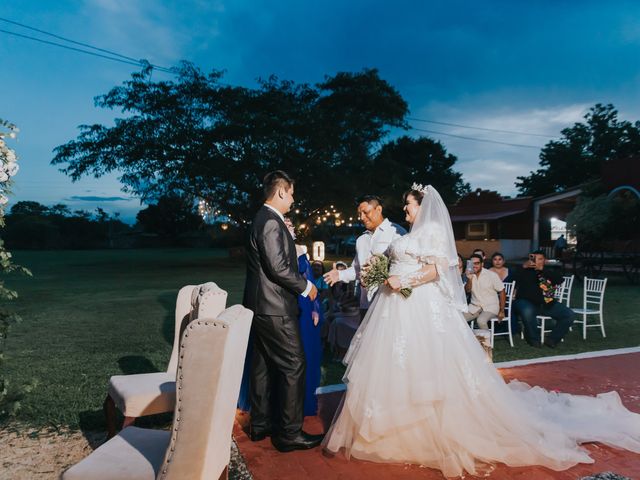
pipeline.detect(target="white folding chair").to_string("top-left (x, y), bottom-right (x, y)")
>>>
top-left (573, 277), bottom-right (607, 339)
top-left (536, 275), bottom-right (576, 343)
top-left (487, 281), bottom-right (516, 348)
top-left (558, 275), bottom-right (575, 307)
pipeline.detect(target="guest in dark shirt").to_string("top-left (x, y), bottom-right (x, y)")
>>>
top-left (512, 249), bottom-right (574, 348)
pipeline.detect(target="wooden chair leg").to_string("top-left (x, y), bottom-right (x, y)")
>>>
top-left (218, 465), bottom-right (229, 480)
top-left (122, 416), bottom-right (136, 429)
top-left (103, 394), bottom-right (118, 439)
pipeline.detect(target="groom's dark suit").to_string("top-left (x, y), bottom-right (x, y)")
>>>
top-left (243, 205), bottom-right (309, 440)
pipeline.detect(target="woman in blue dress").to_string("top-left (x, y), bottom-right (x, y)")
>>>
top-left (296, 247), bottom-right (324, 416)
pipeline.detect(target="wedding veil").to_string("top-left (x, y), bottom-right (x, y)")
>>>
top-left (405, 184), bottom-right (468, 312)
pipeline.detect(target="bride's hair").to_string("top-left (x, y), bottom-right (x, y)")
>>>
top-left (403, 189), bottom-right (425, 205)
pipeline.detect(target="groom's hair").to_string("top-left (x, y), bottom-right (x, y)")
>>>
top-left (356, 194), bottom-right (383, 208)
top-left (263, 170), bottom-right (294, 200)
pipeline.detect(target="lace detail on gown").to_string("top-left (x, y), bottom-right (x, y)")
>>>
top-left (323, 234), bottom-right (640, 478)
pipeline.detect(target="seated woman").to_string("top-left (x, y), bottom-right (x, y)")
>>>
top-left (490, 251), bottom-right (511, 281)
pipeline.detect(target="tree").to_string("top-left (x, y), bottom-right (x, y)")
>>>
top-left (370, 136), bottom-right (470, 212)
top-left (136, 194), bottom-right (203, 239)
top-left (516, 104), bottom-right (640, 197)
top-left (51, 64), bottom-right (410, 223)
top-left (566, 189), bottom-right (640, 244)
top-left (10, 201), bottom-right (50, 216)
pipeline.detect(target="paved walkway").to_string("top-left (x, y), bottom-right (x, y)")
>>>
top-left (234, 351), bottom-right (640, 479)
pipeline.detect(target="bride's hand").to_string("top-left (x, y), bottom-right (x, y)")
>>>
top-left (385, 275), bottom-right (402, 291)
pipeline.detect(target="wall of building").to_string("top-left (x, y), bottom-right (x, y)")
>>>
top-left (455, 239), bottom-right (530, 260)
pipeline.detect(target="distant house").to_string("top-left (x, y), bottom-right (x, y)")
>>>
top-left (449, 189), bottom-right (535, 259)
top-left (450, 157), bottom-right (640, 260)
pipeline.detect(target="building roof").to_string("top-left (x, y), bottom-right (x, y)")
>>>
top-left (450, 209), bottom-right (528, 222)
top-left (448, 189), bottom-right (533, 222)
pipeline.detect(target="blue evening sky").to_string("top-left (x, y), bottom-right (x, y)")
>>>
top-left (2, 1), bottom-right (640, 222)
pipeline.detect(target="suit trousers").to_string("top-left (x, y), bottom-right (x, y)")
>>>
top-left (250, 314), bottom-right (306, 439)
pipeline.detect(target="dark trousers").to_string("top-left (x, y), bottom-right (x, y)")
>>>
top-left (250, 314), bottom-right (306, 439)
top-left (512, 299), bottom-right (575, 344)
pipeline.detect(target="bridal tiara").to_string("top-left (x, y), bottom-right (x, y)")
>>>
top-left (411, 183), bottom-right (430, 195)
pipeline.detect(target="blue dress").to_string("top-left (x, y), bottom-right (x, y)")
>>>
top-left (237, 254), bottom-right (324, 416)
top-left (297, 254), bottom-right (324, 416)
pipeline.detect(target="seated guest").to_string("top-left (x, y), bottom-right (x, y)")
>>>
top-left (311, 260), bottom-right (330, 313)
top-left (463, 254), bottom-right (506, 329)
top-left (457, 253), bottom-right (466, 284)
top-left (490, 252), bottom-right (511, 281)
top-left (473, 248), bottom-right (490, 268)
top-left (311, 260), bottom-right (329, 291)
top-left (321, 261), bottom-right (349, 342)
top-left (512, 249), bottom-right (574, 348)
top-left (328, 291), bottom-right (361, 360)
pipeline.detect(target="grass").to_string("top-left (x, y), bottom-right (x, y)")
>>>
top-left (1, 249), bottom-right (639, 431)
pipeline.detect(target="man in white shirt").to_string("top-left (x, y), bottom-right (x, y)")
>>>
top-left (463, 253), bottom-right (506, 329)
top-left (324, 195), bottom-right (406, 318)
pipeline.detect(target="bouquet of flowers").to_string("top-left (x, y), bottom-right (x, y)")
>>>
top-left (361, 254), bottom-right (412, 300)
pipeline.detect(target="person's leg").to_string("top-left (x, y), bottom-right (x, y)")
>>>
top-left (249, 317), bottom-right (274, 435)
top-left (462, 310), bottom-right (479, 324)
top-left (476, 311), bottom-right (495, 330)
top-left (513, 299), bottom-right (539, 345)
top-left (544, 302), bottom-right (575, 345)
top-left (265, 315), bottom-right (306, 440)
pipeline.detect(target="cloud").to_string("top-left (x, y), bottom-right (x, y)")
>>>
top-left (69, 195), bottom-right (131, 202)
top-left (409, 102), bottom-right (592, 196)
top-left (80, 0), bottom-right (199, 65)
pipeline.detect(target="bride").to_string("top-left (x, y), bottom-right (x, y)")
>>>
top-left (323, 184), bottom-right (640, 477)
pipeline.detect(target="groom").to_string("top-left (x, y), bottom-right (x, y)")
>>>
top-left (243, 170), bottom-right (323, 452)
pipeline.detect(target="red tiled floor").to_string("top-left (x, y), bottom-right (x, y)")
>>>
top-left (234, 352), bottom-right (640, 479)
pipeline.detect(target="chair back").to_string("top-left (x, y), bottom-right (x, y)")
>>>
top-left (553, 275), bottom-right (574, 307)
top-left (157, 305), bottom-right (253, 480)
top-left (191, 282), bottom-right (228, 320)
top-left (168, 283), bottom-right (228, 373)
top-left (583, 277), bottom-right (607, 312)
top-left (502, 281), bottom-right (516, 320)
top-left (167, 285), bottom-right (197, 374)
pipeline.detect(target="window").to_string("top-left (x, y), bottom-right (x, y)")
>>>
top-left (466, 222), bottom-right (488, 239)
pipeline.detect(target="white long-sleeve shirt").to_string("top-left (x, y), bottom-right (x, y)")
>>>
top-left (339, 218), bottom-right (406, 309)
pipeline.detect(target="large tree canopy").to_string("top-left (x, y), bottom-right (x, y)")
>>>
top-left (516, 104), bottom-right (640, 197)
top-left (371, 135), bottom-right (470, 208)
top-left (52, 63), bottom-right (469, 224)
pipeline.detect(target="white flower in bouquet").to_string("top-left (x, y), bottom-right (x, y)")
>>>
top-left (0, 194), bottom-right (9, 205)
top-left (360, 254), bottom-right (412, 300)
top-left (0, 171), bottom-right (8, 183)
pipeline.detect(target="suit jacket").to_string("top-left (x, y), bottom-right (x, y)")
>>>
top-left (243, 205), bottom-right (308, 316)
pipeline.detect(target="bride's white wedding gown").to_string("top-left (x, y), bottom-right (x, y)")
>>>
top-left (324, 233), bottom-right (640, 477)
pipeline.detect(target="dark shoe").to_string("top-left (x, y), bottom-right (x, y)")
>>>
top-left (543, 339), bottom-right (557, 349)
top-left (249, 427), bottom-right (272, 442)
top-left (271, 431), bottom-right (324, 452)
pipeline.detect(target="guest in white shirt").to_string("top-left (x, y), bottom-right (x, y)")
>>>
top-left (323, 195), bottom-right (406, 318)
top-left (463, 253), bottom-right (506, 329)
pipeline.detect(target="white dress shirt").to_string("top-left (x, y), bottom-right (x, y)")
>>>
top-left (263, 203), bottom-right (313, 297)
top-left (339, 218), bottom-right (406, 309)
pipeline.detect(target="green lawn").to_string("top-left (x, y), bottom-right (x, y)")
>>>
top-left (2, 249), bottom-right (639, 431)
